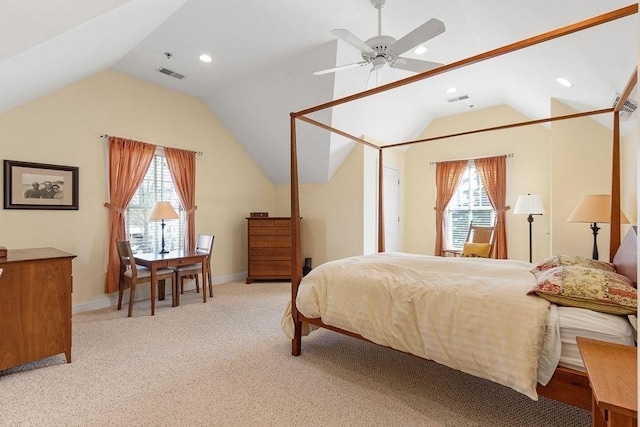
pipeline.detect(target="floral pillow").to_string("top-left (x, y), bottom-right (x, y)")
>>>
top-left (529, 265), bottom-right (636, 315)
top-left (530, 255), bottom-right (615, 274)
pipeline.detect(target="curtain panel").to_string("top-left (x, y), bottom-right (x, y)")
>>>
top-left (165, 147), bottom-right (197, 252)
top-left (475, 155), bottom-right (508, 259)
top-left (434, 160), bottom-right (467, 256)
top-left (104, 137), bottom-right (156, 294)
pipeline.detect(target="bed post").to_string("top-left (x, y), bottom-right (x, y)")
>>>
top-left (610, 110), bottom-right (621, 262)
top-left (378, 148), bottom-right (385, 253)
top-left (609, 68), bottom-right (636, 260)
top-left (290, 113), bottom-right (303, 356)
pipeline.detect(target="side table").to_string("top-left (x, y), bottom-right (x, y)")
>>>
top-left (576, 337), bottom-right (637, 427)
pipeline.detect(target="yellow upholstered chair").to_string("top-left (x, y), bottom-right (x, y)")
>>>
top-left (441, 221), bottom-right (495, 258)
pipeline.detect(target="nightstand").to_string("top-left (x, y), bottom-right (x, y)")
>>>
top-left (576, 337), bottom-right (637, 427)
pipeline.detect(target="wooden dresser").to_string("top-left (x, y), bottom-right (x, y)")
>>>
top-left (0, 248), bottom-right (76, 371)
top-left (246, 217), bottom-right (292, 283)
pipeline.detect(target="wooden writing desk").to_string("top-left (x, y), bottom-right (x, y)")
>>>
top-left (576, 337), bottom-right (637, 427)
top-left (134, 250), bottom-right (208, 314)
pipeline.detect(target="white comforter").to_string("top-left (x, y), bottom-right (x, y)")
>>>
top-left (282, 252), bottom-right (553, 399)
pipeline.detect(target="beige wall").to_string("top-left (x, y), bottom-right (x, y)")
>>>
top-left (621, 125), bottom-right (638, 225)
top-left (549, 99), bottom-right (624, 261)
top-left (0, 70), bottom-right (275, 311)
top-left (275, 143), bottom-right (366, 268)
top-left (401, 101), bottom-right (637, 264)
top-left (404, 105), bottom-right (551, 262)
top-left (277, 101), bottom-right (637, 271)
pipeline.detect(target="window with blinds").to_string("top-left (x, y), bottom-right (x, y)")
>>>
top-left (444, 160), bottom-right (495, 250)
top-left (124, 155), bottom-right (185, 254)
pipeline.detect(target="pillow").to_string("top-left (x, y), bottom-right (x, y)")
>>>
top-left (528, 265), bottom-right (637, 315)
top-left (461, 242), bottom-right (491, 258)
top-left (530, 255), bottom-right (615, 274)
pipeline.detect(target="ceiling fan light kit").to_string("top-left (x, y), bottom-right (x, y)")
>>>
top-left (314, 0), bottom-right (446, 78)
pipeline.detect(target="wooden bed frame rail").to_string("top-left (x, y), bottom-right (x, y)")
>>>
top-left (301, 313), bottom-right (593, 409)
top-left (289, 4), bottom-right (638, 409)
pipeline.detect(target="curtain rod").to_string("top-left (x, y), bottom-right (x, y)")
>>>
top-left (428, 152), bottom-right (514, 166)
top-left (100, 134), bottom-right (203, 156)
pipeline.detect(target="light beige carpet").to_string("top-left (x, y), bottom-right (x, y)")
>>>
top-left (0, 281), bottom-right (590, 426)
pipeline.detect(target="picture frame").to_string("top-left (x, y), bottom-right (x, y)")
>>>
top-left (3, 160), bottom-right (79, 210)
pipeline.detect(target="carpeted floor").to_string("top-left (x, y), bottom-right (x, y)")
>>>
top-left (0, 281), bottom-right (590, 426)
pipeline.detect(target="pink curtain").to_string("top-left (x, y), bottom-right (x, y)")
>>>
top-left (475, 155), bottom-right (508, 259)
top-left (165, 147), bottom-right (197, 251)
top-left (434, 160), bottom-right (467, 256)
top-left (104, 137), bottom-right (156, 294)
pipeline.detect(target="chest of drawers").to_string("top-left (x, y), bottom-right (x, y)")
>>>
top-left (246, 217), bottom-right (292, 283)
top-left (0, 248), bottom-right (76, 370)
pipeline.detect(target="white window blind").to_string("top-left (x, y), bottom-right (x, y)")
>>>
top-left (444, 160), bottom-right (495, 250)
top-left (124, 155), bottom-right (185, 254)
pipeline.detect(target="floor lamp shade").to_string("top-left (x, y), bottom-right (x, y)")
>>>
top-left (513, 194), bottom-right (545, 263)
top-left (513, 194), bottom-right (546, 217)
top-left (567, 194), bottom-right (629, 260)
top-left (148, 201), bottom-right (180, 254)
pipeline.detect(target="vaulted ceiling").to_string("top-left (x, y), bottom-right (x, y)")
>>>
top-left (2, 0), bottom-right (637, 184)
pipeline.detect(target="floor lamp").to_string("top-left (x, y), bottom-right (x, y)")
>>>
top-left (148, 201), bottom-right (179, 254)
top-left (513, 194), bottom-right (545, 263)
top-left (567, 194), bottom-right (629, 260)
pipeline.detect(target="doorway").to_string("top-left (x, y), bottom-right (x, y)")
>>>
top-left (383, 165), bottom-right (400, 252)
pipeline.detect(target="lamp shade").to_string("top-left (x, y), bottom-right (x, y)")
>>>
top-left (513, 194), bottom-right (545, 215)
top-left (567, 195), bottom-right (629, 224)
top-left (148, 201), bottom-right (179, 221)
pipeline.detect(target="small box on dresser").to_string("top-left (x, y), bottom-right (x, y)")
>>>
top-left (246, 217), bottom-right (292, 283)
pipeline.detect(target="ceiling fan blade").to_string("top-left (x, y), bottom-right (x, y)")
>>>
top-left (313, 61), bottom-right (369, 76)
top-left (331, 29), bottom-right (375, 54)
top-left (391, 57), bottom-right (443, 73)
top-left (389, 18), bottom-right (445, 57)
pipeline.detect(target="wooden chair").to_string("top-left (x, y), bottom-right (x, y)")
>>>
top-left (175, 234), bottom-right (215, 301)
top-left (116, 240), bottom-right (176, 317)
top-left (441, 221), bottom-right (495, 258)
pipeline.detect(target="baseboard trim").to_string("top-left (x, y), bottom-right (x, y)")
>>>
top-left (72, 271), bottom-right (248, 314)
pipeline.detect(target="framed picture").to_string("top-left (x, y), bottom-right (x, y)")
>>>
top-left (4, 160), bottom-right (79, 210)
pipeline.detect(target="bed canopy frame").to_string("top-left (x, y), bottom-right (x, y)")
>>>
top-left (288, 4), bottom-right (638, 409)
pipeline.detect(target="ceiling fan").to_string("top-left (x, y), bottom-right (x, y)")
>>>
top-left (314, 0), bottom-right (445, 81)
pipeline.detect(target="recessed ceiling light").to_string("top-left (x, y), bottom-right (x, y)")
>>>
top-left (446, 87), bottom-right (457, 94)
top-left (413, 46), bottom-right (428, 55)
top-left (199, 54), bottom-right (212, 63)
top-left (556, 76), bottom-right (572, 87)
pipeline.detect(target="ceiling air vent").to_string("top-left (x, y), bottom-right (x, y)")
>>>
top-left (448, 94), bottom-right (469, 103)
top-left (157, 68), bottom-right (186, 80)
top-left (611, 93), bottom-right (637, 119)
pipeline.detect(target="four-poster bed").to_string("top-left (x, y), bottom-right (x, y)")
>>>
top-left (286, 4), bottom-right (638, 410)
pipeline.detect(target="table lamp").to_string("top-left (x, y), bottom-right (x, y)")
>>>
top-left (513, 194), bottom-right (545, 263)
top-left (148, 201), bottom-right (179, 254)
top-left (567, 194), bottom-right (629, 260)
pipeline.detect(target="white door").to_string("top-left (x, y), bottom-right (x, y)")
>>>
top-left (383, 166), bottom-right (400, 252)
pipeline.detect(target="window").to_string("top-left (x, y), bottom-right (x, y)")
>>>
top-left (444, 160), bottom-right (495, 250)
top-left (124, 153), bottom-right (185, 253)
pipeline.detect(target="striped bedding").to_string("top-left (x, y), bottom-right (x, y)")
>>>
top-left (282, 252), bottom-right (553, 399)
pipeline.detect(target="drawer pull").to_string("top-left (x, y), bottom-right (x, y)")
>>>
top-left (0, 268), bottom-right (2, 277)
